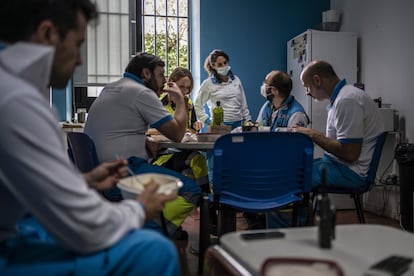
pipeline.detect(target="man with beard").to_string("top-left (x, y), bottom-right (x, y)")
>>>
top-left (85, 52), bottom-right (201, 238)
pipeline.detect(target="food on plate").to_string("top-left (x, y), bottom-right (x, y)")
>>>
top-left (117, 173), bottom-right (183, 198)
top-left (130, 176), bottom-right (156, 189)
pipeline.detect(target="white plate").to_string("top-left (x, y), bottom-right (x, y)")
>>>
top-left (117, 173), bottom-right (183, 199)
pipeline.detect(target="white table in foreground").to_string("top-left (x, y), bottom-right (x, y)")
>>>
top-left (157, 141), bottom-right (215, 151)
top-left (213, 224), bottom-right (414, 275)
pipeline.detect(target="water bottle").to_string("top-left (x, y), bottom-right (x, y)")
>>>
top-left (212, 101), bottom-right (224, 126)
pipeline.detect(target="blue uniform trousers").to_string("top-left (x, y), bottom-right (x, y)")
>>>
top-left (312, 156), bottom-right (366, 191)
top-left (0, 218), bottom-right (180, 275)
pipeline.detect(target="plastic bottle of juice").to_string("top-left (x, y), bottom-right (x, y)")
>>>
top-left (212, 101), bottom-right (224, 126)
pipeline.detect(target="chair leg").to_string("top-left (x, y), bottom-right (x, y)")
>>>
top-left (353, 193), bottom-right (366, 223)
top-left (311, 193), bottom-right (319, 219)
top-left (199, 194), bottom-right (211, 274)
top-left (218, 206), bottom-right (236, 238)
top-left (292, 193), bottom-right (314, 227)
top-left (303, 193), bottom-right (314, 226)
top-left (291, 206), bottom-right (298, 227)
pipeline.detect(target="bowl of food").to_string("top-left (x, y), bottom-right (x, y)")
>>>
top-left (117, 173), bottom-right (183, 199)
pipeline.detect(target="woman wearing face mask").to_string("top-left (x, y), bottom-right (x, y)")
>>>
top-left (194, 49), bottom-right (251, 130)
top-left (256, 70), bottom-right (309, 132)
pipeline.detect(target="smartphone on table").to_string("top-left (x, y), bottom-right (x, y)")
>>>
top-left (241, 231), bottom-right (285, 241)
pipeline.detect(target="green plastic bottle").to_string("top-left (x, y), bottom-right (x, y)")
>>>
top-left (212, 101), bottom-right (224, 126)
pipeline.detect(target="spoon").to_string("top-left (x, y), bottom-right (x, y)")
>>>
top-left (116, 154), bottom-right (143, 186)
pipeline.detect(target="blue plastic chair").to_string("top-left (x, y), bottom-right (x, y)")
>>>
top-left (197, 132), bottom-right (314, 273)
top-left (213, 132), bottom-right (313, 233)
top-left (66, 132), bottom-right (171, 235)
top-left (67, 132), bottom-right (99, 173)
top-left (313, 132), bottom-right (388, 223)
top-left (67, 131), bottom-right (126, 202)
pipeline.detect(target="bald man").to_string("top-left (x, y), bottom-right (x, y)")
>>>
top-left (294, 60), bottom-right (383, 191)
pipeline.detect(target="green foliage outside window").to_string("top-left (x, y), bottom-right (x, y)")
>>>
top-left (144, 33), bottom-right (188, 76)
top-left (142, 0), bottom-right (189, 76)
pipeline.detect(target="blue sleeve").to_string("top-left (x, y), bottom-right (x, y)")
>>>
top-left (150, 114), bottom-right (173, 128)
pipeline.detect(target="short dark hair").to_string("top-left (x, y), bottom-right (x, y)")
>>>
top-left (0, 0), bottom-right (98, 43)
top-left (125, 52), bottom-right (165, 77)
top-left (269, 70), bottom-right (292, 98)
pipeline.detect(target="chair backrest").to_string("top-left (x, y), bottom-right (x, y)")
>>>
top-left (212, 132), bottom-right (314, 212)
top-left (366, 131), bottom-right (388, 189)
top-left (67, 132), bottom-right (99, 173)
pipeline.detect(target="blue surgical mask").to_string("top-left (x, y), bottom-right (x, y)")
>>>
top-left (216, 66), bottom-right (230, 76)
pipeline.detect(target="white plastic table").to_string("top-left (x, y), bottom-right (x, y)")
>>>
top-left (207, 224), bottom-right (414, 275)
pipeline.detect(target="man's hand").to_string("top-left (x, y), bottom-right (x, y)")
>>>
top-left (291, 126), bottom-right (317, 137)
top-left (84, 159), bottom-right (128, 191)
top-left (157, 82), bottom-right (188, 142)
top-left (164, 82), bottom-right (184, 104)
top-left (137, 182), bottom-right (177, 221)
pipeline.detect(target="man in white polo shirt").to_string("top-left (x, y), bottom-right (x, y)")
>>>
top-left (0, 0), bottom-right (179, 274)
top-left (294, 60), bottom-right (383, 191)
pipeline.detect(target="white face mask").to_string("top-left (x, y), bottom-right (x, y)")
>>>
top-left (260, 84), bottom-right (268, 98)
top-left (260, 84), bottom-right (274, 101)
top-left (216, 66), bottom-right (230, 76)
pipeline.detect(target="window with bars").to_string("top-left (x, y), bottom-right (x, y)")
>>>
top-left (84, 0), bottom-right (131, 97)
top-left (83, 0), bottom-right (190, 98)
top-left (140, 0), bottom-right (190, 76)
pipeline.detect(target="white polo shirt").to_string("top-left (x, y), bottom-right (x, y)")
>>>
top-left (325, 80), bottom-right (384, 176)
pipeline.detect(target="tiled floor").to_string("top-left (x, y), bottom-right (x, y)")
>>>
top-left (174, 208), bottom-right (401, 276)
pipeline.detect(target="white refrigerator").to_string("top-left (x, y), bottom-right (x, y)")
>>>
top-left (287, 29), bottom-right (358, 158)
top-left (287, 29), bottom-right (358, 209)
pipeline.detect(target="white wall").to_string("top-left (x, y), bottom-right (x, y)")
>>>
top-left (331, 0), bottom-right (414, 142)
